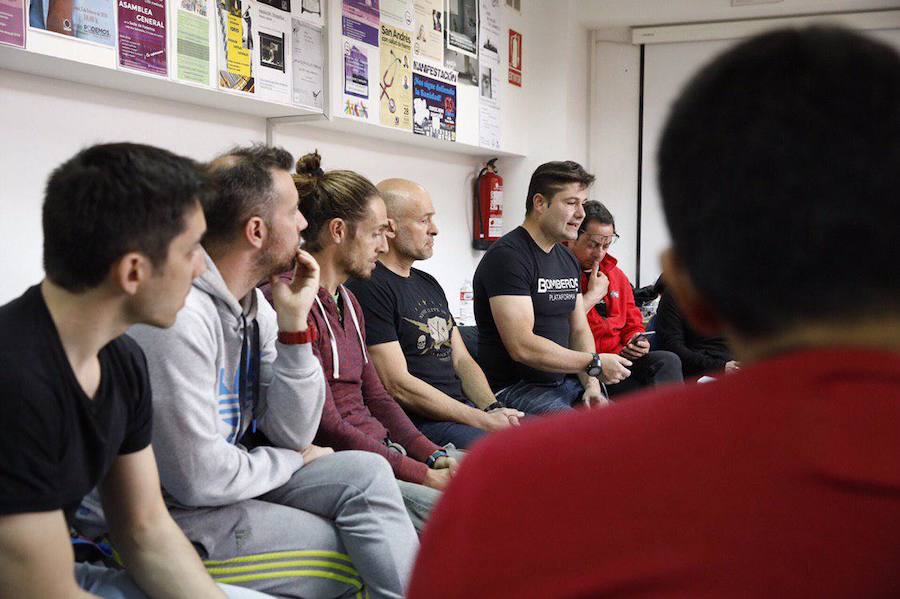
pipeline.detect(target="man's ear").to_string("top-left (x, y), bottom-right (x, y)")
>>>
top-left (385, 218), bottom-right (397, 239)
top-left (112, 252), bottom-right (151, 296)
top-left (244, 216), bottom-right (266, 249)
top-left (531, 193), bottom-right (547, 214)
top-left (328, 218), bottom-right (347, 244)
top-left (660, 248), bottom-right (724, 336)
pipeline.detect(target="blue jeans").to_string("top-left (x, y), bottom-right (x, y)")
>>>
top-left (495, 377), bottom-right (584, 415)
top-left (412, 417), bottom-right (485, 449)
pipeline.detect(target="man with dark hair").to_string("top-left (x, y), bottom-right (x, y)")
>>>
top-left (347, 178), bottom-right (523, 450)
top-left (127, 144), bottom-right (418, 598)
top-left (410, 27), bottom-right (900, 597)
top-left (472, 160), bottom-right (632, 414)
top-left (566, 200), bottom-right (682, 396)
top-left (0, 143), bottom-right (266, 597)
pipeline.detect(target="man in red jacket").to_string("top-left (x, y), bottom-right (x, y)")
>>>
top-left (566, 200), bottom-right (682, 397)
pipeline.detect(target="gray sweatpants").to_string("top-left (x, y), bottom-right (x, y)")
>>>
top-left (170, 451), bottom-right (418, 599)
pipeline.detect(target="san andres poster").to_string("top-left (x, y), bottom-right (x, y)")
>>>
top-left (117, 0), bottom-right (167, 76)
top-left (173, 0), bottom-right (210, 85)
top-left (1, 0), bottom-right (26, 47)
top-left (412, 59), bottom-right (455, 141)
top-left (379, 23), bottom-right (411, 129)
top-left (216, 0), bottom-right (253, 92)
top-left (254, 0), bottom-right (290, 103)
top-left (29, 0), bottom-right (115, 45)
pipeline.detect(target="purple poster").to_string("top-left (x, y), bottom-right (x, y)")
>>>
top-left (343, 41), bottom-right (368, 99)
top-left (0, 0), bottom-right (25, 47)
top-left (117, 0), bottom-right (167, 75)
top-left (342, 0), bottom-right (377, 46)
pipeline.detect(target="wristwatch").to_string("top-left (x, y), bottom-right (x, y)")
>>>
top-left (425, 448), bottom-right (449, 468)
top-left (584, 353), bottom-right (603, 378)
top-left (278, 322), bottom-right (317, 345)
top-left (483, 401), bottom-right (504, 412)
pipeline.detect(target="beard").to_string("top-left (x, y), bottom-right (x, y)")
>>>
top-left (256, 232), bottom-right (299, 280)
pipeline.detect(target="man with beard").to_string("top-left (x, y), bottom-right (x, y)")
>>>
top-left (472, 161), bottom-right (633, 414)
top-left (128, 145), bottom-right (418, 599)
top-left (288, 152), bottom-right (458, 533)
top-left (346, 179), bottom-right (523, 450)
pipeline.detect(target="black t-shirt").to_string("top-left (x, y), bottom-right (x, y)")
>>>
top-left (0, 285), bottom-right (153, 527)
top-left (474, 226), bottom-right (580, 390)
top-left (347, 263), bottom-right (471, 405)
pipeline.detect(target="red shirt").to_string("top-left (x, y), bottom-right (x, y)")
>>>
top-left (409, 348), bottom-right (900, 598)
top-left (583, 253), bottom-right (644, 354)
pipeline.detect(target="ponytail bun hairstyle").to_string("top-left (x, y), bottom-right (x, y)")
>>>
top-left (293, 150), bottom-right (379, 252)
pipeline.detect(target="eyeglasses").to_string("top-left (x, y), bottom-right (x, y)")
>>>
top-left (586, 233), bottom-right (619, 249)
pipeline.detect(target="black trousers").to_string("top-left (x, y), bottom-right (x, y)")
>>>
top-left (606, 350), bottom-right (683, 399)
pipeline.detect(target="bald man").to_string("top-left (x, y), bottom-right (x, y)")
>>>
top-left (346, 179), bottom-right (523, 449)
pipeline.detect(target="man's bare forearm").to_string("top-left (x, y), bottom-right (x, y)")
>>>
top-left (454, 354), bottom-right (497, 409)
top-left (386, 370), bottom-right (486, 428)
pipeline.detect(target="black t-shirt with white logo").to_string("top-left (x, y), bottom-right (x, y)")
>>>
top-left (474, 226), bottom-right (580, 390)
top-left (347, 263), bottom-right (470, 405)
top-left (0, 285), bottom-right (153, 527)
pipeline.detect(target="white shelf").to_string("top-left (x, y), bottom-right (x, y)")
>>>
top-left (268, 113), bottom-right (526, 158)
top-left (0, 43), bottom-right (324, 119)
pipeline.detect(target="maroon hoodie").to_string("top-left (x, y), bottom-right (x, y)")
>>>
top-left (308, 285), bottom-right (439, 484)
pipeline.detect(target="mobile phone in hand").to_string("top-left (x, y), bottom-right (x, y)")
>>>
top-left (631, 331), bottom-right (656, 344)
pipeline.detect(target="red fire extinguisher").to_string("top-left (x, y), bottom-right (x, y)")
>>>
top-left (473, 158), bottom-right (503, 250)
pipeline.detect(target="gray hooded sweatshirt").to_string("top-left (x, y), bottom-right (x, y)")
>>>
top-left (129, 252), bottom-right (326, 508)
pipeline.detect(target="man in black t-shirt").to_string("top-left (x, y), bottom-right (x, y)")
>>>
top-left (0, 144), bottom-right (263, 598)
top-left (473, 161), bottom-right (632, 414)
top-left (347, 179), bottom-right (523, 449)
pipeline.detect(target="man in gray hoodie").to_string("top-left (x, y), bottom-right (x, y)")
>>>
top-left (128, 145), bottom-right (418, 599)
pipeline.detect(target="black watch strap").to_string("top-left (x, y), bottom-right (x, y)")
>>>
top-left (425, 448), bottom-right (449, 468)
top-left (484, 400), bottom-right (504, 412)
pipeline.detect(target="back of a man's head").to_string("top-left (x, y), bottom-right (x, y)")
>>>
top-left (658, 27), bottom-right (900, 339)
top-left (203, 144), bottom-right (294, 251)
top-left (43, 143), bottom-right (207, 292)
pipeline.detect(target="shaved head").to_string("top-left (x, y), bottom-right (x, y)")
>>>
top-left (377, 178), bottom-right (428, 219)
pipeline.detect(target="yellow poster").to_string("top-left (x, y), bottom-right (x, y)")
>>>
top-left (227, 13), bottom-right (251, 77)
top-left (379, 24), bottom-right (412, 130)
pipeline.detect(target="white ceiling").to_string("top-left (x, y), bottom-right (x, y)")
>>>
top-left (574, 0), bottom-right (900, 28)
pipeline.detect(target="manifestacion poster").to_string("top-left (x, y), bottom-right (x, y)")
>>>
top-left (411, 0), bottom-right (439, 64)
top-left (379, 23), bottom-right (411, 129)
top-left (341, 0), bottom-right (377, 46)
top-left (255, 0), bottom-right (290, 103)
top-left (0, 0), bottom-right (26, 47)
top-left (412, 60), bottom-right (455, 141)
top-left (379, 0), bottom-right (409, 29)
top-left (291, 18), bottom-right (323, 108)
top-left (216, 0), bottom-right (253, 92)
top-left (173, 0), bottom-right (209, 85)
top-left (117, 0), bottom-right (167, 75)
top-left (29, 0), bottom-right (115, 45)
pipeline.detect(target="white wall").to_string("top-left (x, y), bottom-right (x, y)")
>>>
top-left (0, 0), bottom-right (592, 310)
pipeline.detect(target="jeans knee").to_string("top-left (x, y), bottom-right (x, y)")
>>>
top-left (333, 450), bottom-right (396, 490)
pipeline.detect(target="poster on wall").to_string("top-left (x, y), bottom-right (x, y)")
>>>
top-left (117, 0), bottom-right (167, 76)
top-left (297, 0), bottom-right (319, 21)
top-left (29, 0), bottom-right (115, 45)
top-left (444, 0), bottom-right (474, 58)
top-left (341, 0), bottom-right (377, 46)
top-left (216, 0), bottom-right (253, 93)
top-left (173, 0), bottom-right (210, 85)
top-left (411, 0), bottom-right (439, 64)
top-left (342, 38), bottom-right (369, 119)
top-left (508, 27), bottom-right (521, 86)
top-left (291, 18), bottom-right (323, 108)
top-left (379, 0), bottom-right (409, 29)
top-left (254, 0), bottom-right (290, 103)
top-left (412, 60), bottom-right (455, 141)
top-left (478, 61), bottom-right (499, 149)
top-left (1, 0), bottom-right (26, 47)
top-left (477, 0), bottom-right (497, 64)
top-left (379, 23), bottom-right (411, 129)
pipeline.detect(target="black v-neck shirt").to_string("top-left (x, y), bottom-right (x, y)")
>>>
top-left (0, 285), bottom-right (153, 526)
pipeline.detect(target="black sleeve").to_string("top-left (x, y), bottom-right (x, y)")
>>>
top-left (118, 342), bottom-right (153, 455)
top-left (0, 377), bottom-right (64, 514)
top-left (479, 245), bottom-right (532, 298)
top-left (349, 277), bottom-right (400, 346)
top-left (654, 293), bottom-right (724, 376)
